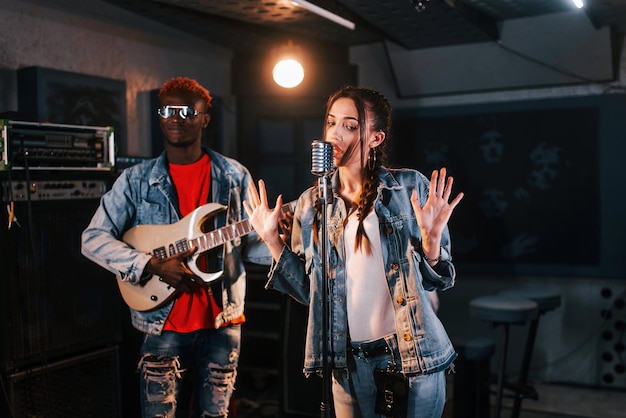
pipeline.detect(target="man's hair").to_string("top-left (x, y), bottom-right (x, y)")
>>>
top-left (158, 77), bottom-right (212, 108)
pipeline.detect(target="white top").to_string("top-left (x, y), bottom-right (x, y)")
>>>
top-left (344, 210), bottom-right (395, 342)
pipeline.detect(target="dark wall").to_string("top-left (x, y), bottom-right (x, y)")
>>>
top-left (391, 94), bottom-right (626, 279)
top-left (232, 44), bottom-right (357, 202)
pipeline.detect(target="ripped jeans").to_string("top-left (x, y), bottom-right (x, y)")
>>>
top-left (138, 325), bottom-right (240, 418)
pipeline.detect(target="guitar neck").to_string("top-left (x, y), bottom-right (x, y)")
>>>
top-left (188, 201), bottom-right (295, 254)
top-left (192, 219), bottom-right (253, 253)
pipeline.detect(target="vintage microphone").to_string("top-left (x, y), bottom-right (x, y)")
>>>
top-left (311, 139), bottom-right (334, 417)
top-left (311, 139), bottom-right (334, 202)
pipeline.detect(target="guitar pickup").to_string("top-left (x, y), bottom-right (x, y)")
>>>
top-left (153, 247), bottom-right (167, 259)
top-left (175, 239), bottom-right (189, 253)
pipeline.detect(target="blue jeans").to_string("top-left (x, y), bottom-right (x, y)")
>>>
top-left (332, 334), bottom-right (447, 418)
top-left (138, 326), bottom-right (240, 418)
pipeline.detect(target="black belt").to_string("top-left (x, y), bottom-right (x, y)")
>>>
top-left (349, 339), bottom-right (390, 358)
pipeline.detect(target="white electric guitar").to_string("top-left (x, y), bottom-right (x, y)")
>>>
top-left (117, 201), bottom-right (295, 311)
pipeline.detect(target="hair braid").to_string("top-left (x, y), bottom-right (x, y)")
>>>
top-left (353, 148), bottom-right (382, 254)
top-left (312, 193), bottom-right (322, 247)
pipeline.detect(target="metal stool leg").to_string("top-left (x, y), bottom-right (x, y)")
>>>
top-left (511, 317), bottom-right (540, 418)
top-left (494, 323), bottom-right (510, 418)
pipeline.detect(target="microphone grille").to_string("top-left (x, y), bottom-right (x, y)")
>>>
top-left (311, 140), bottom-right (334, 176)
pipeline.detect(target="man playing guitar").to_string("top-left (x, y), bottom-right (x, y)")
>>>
top-left (82, 77), bottom-right (271, 418)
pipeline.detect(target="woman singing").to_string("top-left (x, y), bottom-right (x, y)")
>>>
top-left (245, 86), bottom-right (463, 417)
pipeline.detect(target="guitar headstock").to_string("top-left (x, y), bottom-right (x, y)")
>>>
top-left (278, 200), bottom-right (296, 241)
top-left (280, 200), bottom-right (296, 217)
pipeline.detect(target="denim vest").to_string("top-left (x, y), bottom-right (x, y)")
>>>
top-left (267, 167), bottom-right (457, 375)
top-left (81, 148), bottom-right (271, 334)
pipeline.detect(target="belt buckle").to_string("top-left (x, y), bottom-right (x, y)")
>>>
top-left (351, 343), bottom-right (388, 359)
top-left (353, 345), bottom-right (366, 359)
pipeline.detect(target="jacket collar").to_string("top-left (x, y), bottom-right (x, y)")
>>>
top-left (330, 166), bottom-right (402, 194)
top-left (147, 152), bottom-right (170, 186)
top-left (378, 167), bottom-right (402, 190)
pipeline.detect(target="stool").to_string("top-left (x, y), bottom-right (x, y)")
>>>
top-left (452, 337), bottom-right (496, 418)
top-left (469, 295), bottom-right (539, 418)
top-left (499, 287), bottom-right (562, 418)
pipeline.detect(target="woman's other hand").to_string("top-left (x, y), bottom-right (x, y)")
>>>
top-left (244, 179), bottom-right (286, 260)
top-left (411, 168), bottom-right (464, 259)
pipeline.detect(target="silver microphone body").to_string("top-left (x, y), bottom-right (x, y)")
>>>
top-left (311, 140), bottom-right (334, 176)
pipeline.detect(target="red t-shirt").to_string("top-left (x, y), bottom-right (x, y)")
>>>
top-left (164, 153), bottom-right (244, 332)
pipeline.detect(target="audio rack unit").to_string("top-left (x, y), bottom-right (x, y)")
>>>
top-left (0, 119), bottom-right (115, 171)
top-left (1, 177), bottom-right (109, 201)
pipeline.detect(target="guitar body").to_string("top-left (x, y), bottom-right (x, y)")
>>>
top-left (117, 203), bottom-right (226, 312)
top-left (116, 200), bottom-right (295, 312)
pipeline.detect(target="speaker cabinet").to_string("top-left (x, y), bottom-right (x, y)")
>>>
top-left (0, 171), bottom-right (122, 372)
top-left (3, 346), bottom-right (122, 418)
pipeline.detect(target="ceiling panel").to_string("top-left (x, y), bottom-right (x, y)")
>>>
top-left (103, 0), bottom-right (626, 51)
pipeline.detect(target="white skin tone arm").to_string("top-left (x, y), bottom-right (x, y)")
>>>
top-left (244, 168), bottom-right (464, 266)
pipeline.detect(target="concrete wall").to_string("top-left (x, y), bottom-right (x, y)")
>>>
top-left (350, 39), bottom-right (626, 109)
top-left (0, 0), bottom-right (236, 157)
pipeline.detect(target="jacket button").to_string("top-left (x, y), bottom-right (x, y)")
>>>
top-left (391, 263), bottom-right (399, 271)
top-left (396, 296), bottom-right (404, 305)
top-left (385, 226), bottom-right (393, 234)
top-left (403, 333), bottom-right (412, 342)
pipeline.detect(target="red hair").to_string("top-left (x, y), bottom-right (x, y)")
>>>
top-left (158, 77), bottom-right (212, 108)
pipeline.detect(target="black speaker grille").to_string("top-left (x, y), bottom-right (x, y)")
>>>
top-left (7, 346), bottom-right (121, 418)
top-left (1, 182), bottom-right (122, 372)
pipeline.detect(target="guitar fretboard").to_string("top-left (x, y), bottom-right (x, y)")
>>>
top-left (194, 221), bottom-right (253, 253)
top-left (151, 201), bottom-right (295, 258)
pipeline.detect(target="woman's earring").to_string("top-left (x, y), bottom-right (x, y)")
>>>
top-left (368, 147), bottom-right (377, 171)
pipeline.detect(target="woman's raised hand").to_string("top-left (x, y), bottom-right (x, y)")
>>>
top-left (411, 168), bottom-right (463, 256)
top-left (244, 179), bottom-right (286, 260)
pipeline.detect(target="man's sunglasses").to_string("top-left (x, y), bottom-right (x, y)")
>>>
top-left (157, 105), bottom-right (207, 120)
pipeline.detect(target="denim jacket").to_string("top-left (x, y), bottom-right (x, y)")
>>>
top-left (81, 148), bottom-right (271, 335)
top-left (267, 167), bottom-right (457, 375)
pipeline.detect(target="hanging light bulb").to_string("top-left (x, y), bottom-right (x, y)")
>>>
top-left (272, 40), bottom-right (305, 88)
top-left (273, 58), bottom-right (304, 88)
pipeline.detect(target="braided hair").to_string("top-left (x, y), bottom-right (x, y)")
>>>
top-left (322, 86), bottom-right (391, 254)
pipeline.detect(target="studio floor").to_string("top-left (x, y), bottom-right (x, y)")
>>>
top-left (233, 370), bottom-right (626, 418)
top-left (488, 382), bottom-right (626, 418)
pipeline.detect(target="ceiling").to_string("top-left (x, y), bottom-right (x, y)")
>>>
top-left (103, 0), bottom-right (626, 52)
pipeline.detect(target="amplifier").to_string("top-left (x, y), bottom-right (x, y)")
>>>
top-left (1, 169), bottom-right (111, 203)
top-left (2, 178), bottom-right (108, 201)
top-left (0, 119), bottom-right (115, 171)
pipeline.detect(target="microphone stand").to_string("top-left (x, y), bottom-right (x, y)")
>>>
top-left (318, 173), bottom-right (333, 418)
top-left (311, 139), bottom-right (334, 417)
